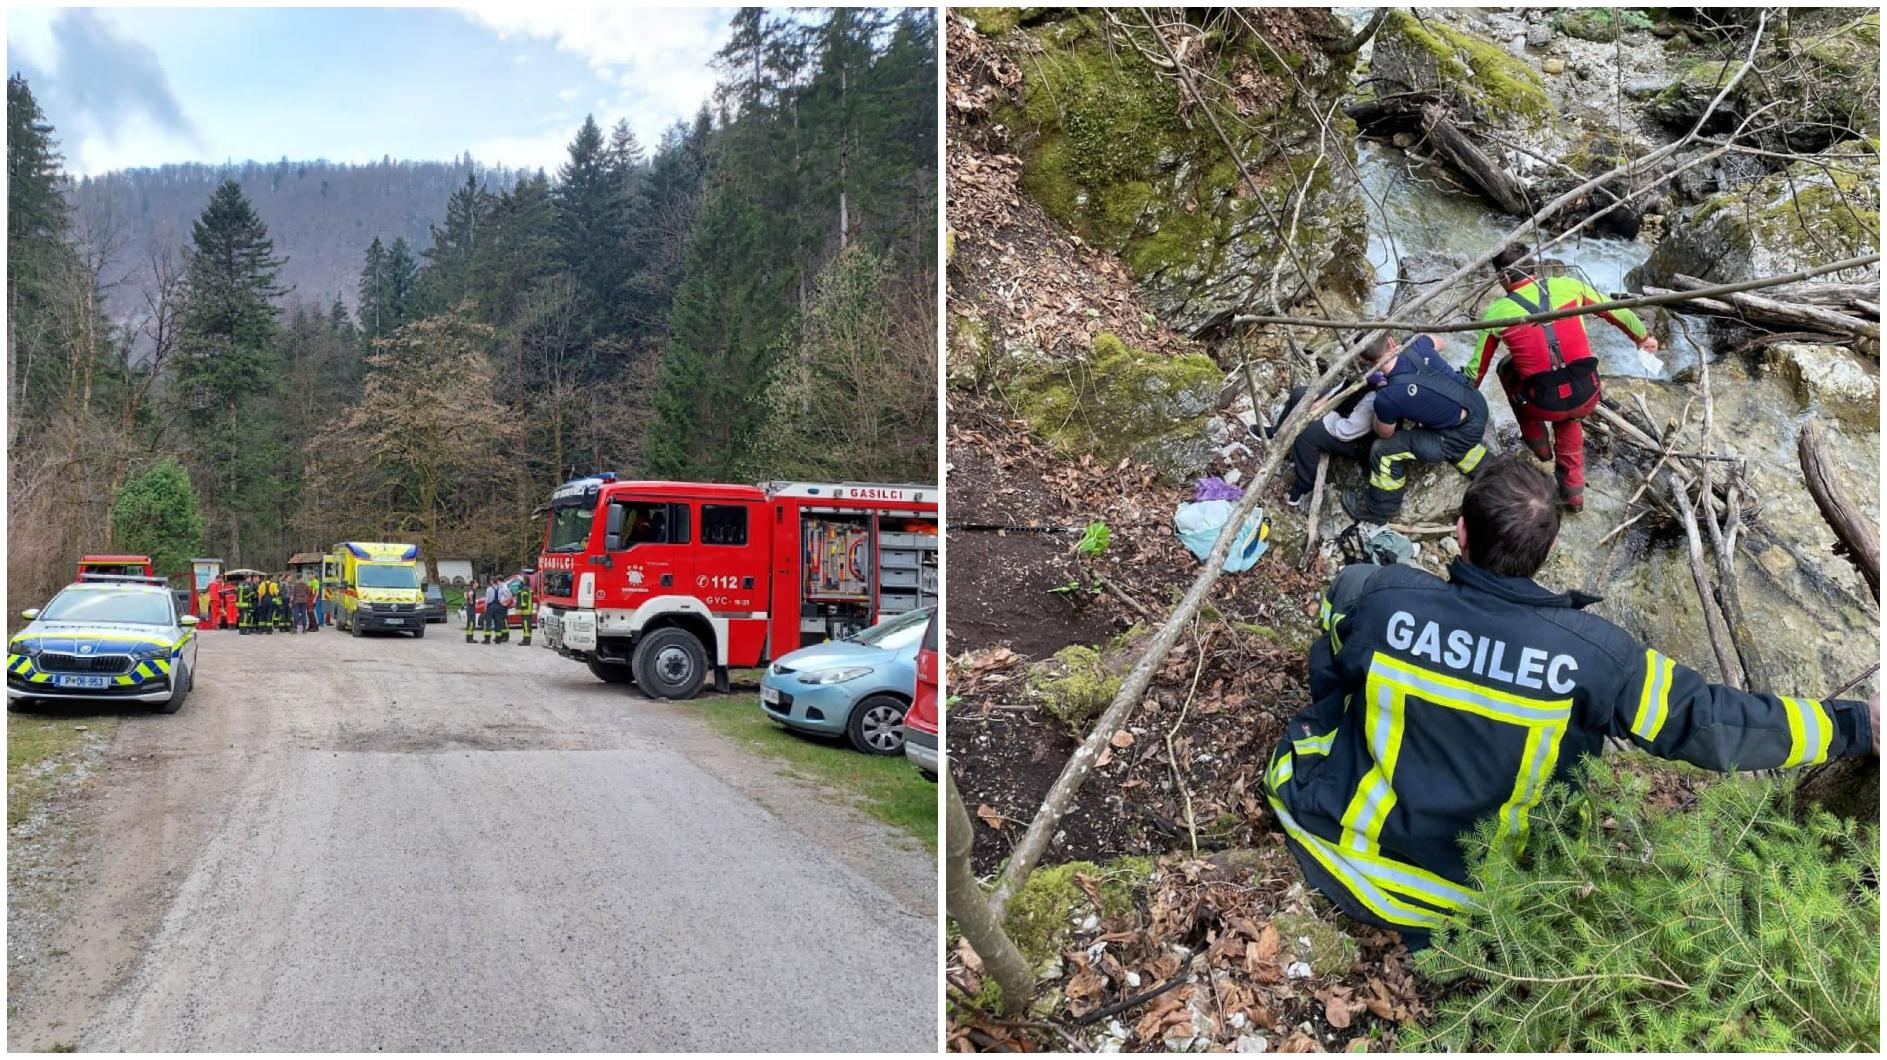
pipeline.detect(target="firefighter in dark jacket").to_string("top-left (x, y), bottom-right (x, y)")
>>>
top-left (1266, 456), bottom-right (1877, 948)
top-left (1339, 333), bottom-right (1489, 524)
top-left (236, 576), bottom-right (257, 635)
top-left (514, 572), bottom-right (535, 647)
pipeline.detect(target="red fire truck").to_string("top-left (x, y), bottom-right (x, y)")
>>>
top-left (537, 476), bottom-right (940, 699)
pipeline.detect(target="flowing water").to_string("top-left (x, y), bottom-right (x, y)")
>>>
top-left (1345, 141), bottom-right (1878, 697)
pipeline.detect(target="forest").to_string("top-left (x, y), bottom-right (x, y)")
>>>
top-left (7, 6), bottom-right (936, 610)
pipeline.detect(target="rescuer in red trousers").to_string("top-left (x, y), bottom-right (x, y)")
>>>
top-left (1466, 245), bottom-right (1660, 513)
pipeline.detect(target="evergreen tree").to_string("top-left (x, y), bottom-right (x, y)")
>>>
top-left (416, 173), bottom-right (491, 314)
top-left (109, 457), bottom-right (206, 576)
top-left (555, 115), bottom-right (631, 367)
top-left (172, 180), bottom-right (289, 561)
top-left (357, 236), bottom-right (390, 339)
top-left (384, 236), bottom-right (420, 327)
top-left (6, 74), bottom-right (78, 426)
top-left (644, 174), bottom-right (790, 478)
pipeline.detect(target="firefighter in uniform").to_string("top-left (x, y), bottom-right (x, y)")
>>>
top-left (514, 572), bottom-right (535, 646)
top-left (482, 578), bottom-right (509, 644)
top-left (1340, 333), bottom-right (1489, 525)
top-left (256, 575), bottom-right (277, 634)
top-left (1267, 456), bottom-right (1876, 949)
top-left (464, 578), bottom-right (480, 644)
top-left (236, 576), bottom-right (258, 635)
top-left (1467, 244), bottom-right (1659, 513)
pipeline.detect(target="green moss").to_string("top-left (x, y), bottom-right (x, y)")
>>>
top-left (1026, 644), bottom-right (1122, 733)
top-left (956, 7), bottom-right (1023, 35)
top-left (1273, 910), bottom-right (1361, 977)
top-left (1012, 333), bottom-right (1221, 468)
top-left (1381, 10), bottom-right (1553, 127)
top-left (1002, 857), bottom-right (1156, 968)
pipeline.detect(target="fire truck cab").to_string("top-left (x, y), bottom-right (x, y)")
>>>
top-left (537, 476), bottom-right (939, 700)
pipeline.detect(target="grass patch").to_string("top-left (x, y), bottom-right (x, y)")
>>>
top-left (7, 710), bottom-right (117, 828)
top-left (693, 691), bottom-right (936, 849)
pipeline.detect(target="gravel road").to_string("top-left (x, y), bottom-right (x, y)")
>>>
top-left (7, 623), bottom-right (937, 1051)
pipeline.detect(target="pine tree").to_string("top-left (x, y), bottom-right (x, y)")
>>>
top-left (357, 236), bottom-right (389, 339)
top-left (555, 115), bottom-right (631, 368)
top-left (172, 179), bottom-right (289, 561)
top-left (384, 236), bottom-right (419, 327)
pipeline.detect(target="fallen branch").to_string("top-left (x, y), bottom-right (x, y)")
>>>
top-left (1232, 254), bottom-right (1881, 334)
top-left (987, 10), bottom-right (1775, 914)
top-left (1422, 102), bottom-right (1536, 215)
top-left (1298, 453), bottom-right (1329, 572)
top-left (1798, 420), bottom-right (1879, 600)
top-left (1672, 482), bottom-right (1745, 688)
top-left (1669, 273), bottom-right (1879, 339)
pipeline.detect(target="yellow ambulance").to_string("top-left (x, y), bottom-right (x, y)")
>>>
top-left (332, 541), bottom-right (426, 638)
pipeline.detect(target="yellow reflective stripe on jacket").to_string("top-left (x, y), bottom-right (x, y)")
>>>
top-left (1370, 452), bottom-right (1419, 491)
top-left (1455, 444), bottom-right (1487, 474)
top-left (1294, 728), bottom-right (1337, 758)
top-left (1341, 843), bottom-right (1480, 912)
top-left (1344, 653), bottom-right (1571, 856)
top-left (1270, 795), bottom-right (1450, 929)
top-left (1339, 677), bottom-right (1408, 853)
top-left (1267, 746), bottom-right (1295, 792)
top-left (1782, 697), bottom-right (1834, 767)
top-left (1631, 649), bottom-right (1675, 742)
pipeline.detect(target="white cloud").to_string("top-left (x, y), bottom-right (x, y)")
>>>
top-left (557, 87), bottom-right (579, 101)
top-left (468, 127), bottom-right (577, 174)
top-left (5, 8), bottom-right (60, 71)
top-left (462, 6), bottom-right (729, 131)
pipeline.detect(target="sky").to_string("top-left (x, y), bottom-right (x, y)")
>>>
top-left (5, 6), bottom-right (738, 177)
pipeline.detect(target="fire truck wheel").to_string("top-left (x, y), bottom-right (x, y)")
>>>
top-left (588, 658), bottom-right (635, 685)
top-left (847, 694), bottom-right (908, 756)
top-left (632, 628), bottom-right (707, 700)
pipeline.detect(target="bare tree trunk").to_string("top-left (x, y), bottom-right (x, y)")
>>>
top-left (1666, 274), bottom-right (1879, 340)
top-left (1798, 420), bottom-right (1879, 599)
top-left (1421, 104), bottom-right (1536, 216)
top-left (945, 771), bottom-right (1034, 1016)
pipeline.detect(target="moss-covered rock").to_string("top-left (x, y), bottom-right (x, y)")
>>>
top-left (1637, 149), bottom-right (1879, 287)
top-left (1371, 11), bottom-right (1555, 133)
top-left (1025, 626), bottom-right (1148, 733)
top-left (1002, 856), bottom-right (1156, 971)
top-left (1011, 333), bottom-right (1224, 481)
top-left (999, 10), bottom-right (1368, 334)
top-left (1552, 8), bottom-right (1652, 44)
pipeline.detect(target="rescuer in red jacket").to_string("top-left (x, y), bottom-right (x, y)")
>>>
top-left (1466, 245), bottom-right (1660, 513)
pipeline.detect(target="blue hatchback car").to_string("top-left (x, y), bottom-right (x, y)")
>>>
top-left (760, 607), bottom-right (933, 755)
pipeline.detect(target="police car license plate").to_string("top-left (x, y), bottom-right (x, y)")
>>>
top-left (54, 675), bottom-right (110, 690)
top-left (761, 686), bottom-right (780, 705)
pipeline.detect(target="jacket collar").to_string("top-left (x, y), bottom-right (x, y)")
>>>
top-left (1448, 559), bottom-right (1600, 610)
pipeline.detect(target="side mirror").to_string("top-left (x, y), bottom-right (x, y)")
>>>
top-left (181, 615), bottom-right (200, 627)
top-left (20, 608), bottom-right (39, 621)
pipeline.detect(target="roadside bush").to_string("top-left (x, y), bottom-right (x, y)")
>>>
top-left (108, 458), bottom-right (206, 577)
top-left (1408, 757), bottom-right (1878, 1051)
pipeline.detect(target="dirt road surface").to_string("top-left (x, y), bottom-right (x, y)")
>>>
top-left (7, 624), bottom-right (937, 1051)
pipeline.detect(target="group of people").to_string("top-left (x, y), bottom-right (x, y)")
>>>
top-left (463, 572), bottom-right (535, 646)
top-left (1285, 243), bottom-right (1658, 523)
top-left (1263, 244), bottom-right (1876, 948)
top-left (201, 572), bottom-right (323, 634)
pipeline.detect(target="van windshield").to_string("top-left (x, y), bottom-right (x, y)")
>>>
top-left (357, 564), bottom-right (418, 590)
top-left (546, 505), bottom-right (594, 553)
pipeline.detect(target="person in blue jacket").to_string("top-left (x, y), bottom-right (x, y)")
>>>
top-left (1339, 332), bottom-right (1491, 525)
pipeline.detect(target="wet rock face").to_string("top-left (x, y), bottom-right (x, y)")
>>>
top-left (989, 9), bottom-right (1369, 336)
top-left (1637, 151), bottom-right (1879, 287)
top-left (1762, 343), bottom-right (1880, 429)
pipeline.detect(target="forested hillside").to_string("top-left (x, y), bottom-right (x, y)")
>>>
top-left (71, 158), bottom-right (522, 326)
top-left (8, 7), bottom-right (936, 612)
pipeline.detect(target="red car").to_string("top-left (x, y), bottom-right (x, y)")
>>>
top-left (903, 610), bottom-right (939, 780)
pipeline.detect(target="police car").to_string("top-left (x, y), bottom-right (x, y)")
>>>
top-left (7, 578), bottom-right (200, 714)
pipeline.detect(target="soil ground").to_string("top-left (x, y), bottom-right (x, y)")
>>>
top-left (6, 624), bottom-right (936, 1051)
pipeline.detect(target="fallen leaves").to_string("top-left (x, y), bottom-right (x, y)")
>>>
top-left (975, 804), bottom-right (1004, 831)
